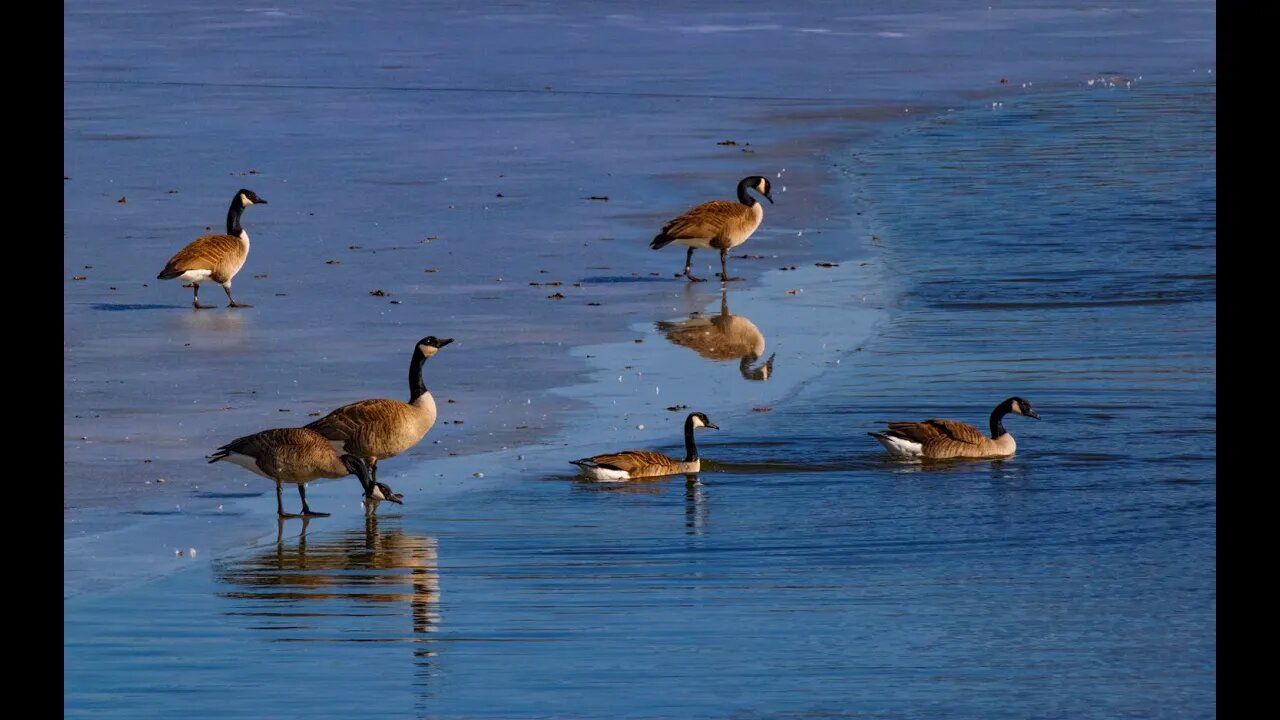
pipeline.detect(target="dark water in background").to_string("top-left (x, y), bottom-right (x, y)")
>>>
top-left (734, 77), bottom-right (1217, 715)
top-left (65, 79), bottom-right (1215, 718)
top-left (65, 2), bottom-right (1214, 717)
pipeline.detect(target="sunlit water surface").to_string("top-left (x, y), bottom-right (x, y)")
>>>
top-left (66, 2), bottom-right (1213, 717)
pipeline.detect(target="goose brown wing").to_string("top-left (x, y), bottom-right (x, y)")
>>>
top-left (216, 428), bottom-right (307, 457)
top-left (885, 418), bottom-right (989, 457)
top-left (585, 450), bottom-right (679, 473)
top-left (923, 419), bottom-right (989, 446)
top-left (305, 399), bottom-right (405, 442)
top-left (885, 419), bottom-right (986, 445)
top-left (883, 421), bottom-right (942, 444)
top-left (212, 428), bottom-right (334, 475)
top-left (652, 200), bottom-right (743, 245)
top-left (159, 234), bottom-right (244, 278)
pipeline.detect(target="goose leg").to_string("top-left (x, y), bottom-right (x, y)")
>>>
top-left (192, 283), bottom-right (215, 310)
top-left (716, 249), bottom-right (742, 282)
top-left (276, 481), bottom-right (302, 519)
top-left (677, 247), bottom-right (706, 283)
top-left (223, 282), bottom-right (253, 308)
top-left (298, 484), bottom-right (330, 518)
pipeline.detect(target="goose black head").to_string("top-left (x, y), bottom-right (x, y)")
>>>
top-left (369, 481), bottom-right (404, 505)
top-left (416, 335), bottom-right (454, 358)
top-left (236, 188), bottom-right (267, 206)
top-left (1009, 397), bottom-right (1040, 420)
top-left (740, 352), bottom-right (776, 381)
top-left (689, 412), bottom-right (719, 430)
top-left (748, 176), bottom-right (774, 204)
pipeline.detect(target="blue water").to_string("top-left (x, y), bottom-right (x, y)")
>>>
top-left (66, 2), bottom-right (1214, 718)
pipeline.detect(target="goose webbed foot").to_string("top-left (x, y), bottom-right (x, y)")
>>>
top-left (192, 286), bottom-right (215, 309)
top-left (295, 486), bottom-right (327, 518)
top-left (716, 250), bottom-right (741, 282)
top-left (679, 247), bottom-right (707, 282)
top-left (223, 284), bottom-right (251, 308)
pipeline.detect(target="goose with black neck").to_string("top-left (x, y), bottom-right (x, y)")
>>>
top-left (156, 188), bottom-right (267, 309)
top-left (570, 411), bottom-right (719, 481)
top-left (206, 427), bottom-right (388, 518)
top-left (868, 397), bottom-right (1041, 460)
top-left (306, 336), bottom-right (454, 488)
top-left (650, 175), bottom-right (774, 283)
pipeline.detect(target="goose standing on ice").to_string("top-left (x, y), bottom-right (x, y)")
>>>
top-left (306, 336), bottom-right (453, 488)
top-left (650, 176), bottom-right (773, 282)
top-left (157, 188), bottom-right (266, 309)
top-left (208, 427), bottom-right (402, 517)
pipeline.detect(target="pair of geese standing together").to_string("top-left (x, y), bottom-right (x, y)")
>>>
top-left (160, 179), bottom-right (1038, 516)
top-left (155, 177), bottom-right (775, 311)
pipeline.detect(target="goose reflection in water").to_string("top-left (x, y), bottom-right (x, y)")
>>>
top-left (655, 290), bottom-right (775, 381)
top-left (571, 476), bottom-right (709, 536)
top-left (214, 516), bottom-right (440, 650)
top-left (685, 479), bottom-right (708, 536)
top-left (176, 305), bottom-right (248, 335)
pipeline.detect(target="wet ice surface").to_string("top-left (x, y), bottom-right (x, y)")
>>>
top-left (66, 1), bottom-right (1213, 717)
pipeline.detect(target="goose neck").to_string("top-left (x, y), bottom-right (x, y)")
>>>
top-left (989, 399), bottom-right (1014, 439)
top-left (226, 198), bottom-right (245, 237)
top-left (408, 349), bottom-right (429, 403)
top-left (683, 415), bottom-right (699, 462)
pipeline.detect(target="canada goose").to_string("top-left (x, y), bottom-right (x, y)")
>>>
top-left (306, 336), bottom-right (453, 487)
top-left (656, 290), bottom-right (776, 381)
top-left (868, 397), bottom-right (1041, 459)
top-left (157, 188), bottom-right (267, 309)
top-left (650, 175), bottom-right (773, 282)
top-left (570, 411), bottom-right (718, 481)
top-left (207, 427), bottom-right (402, 517)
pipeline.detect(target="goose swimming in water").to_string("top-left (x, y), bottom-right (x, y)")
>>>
top-left (570, 412), bottom-right (719, 481)
top-left (868, 397), bottom-right (1041, 459)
